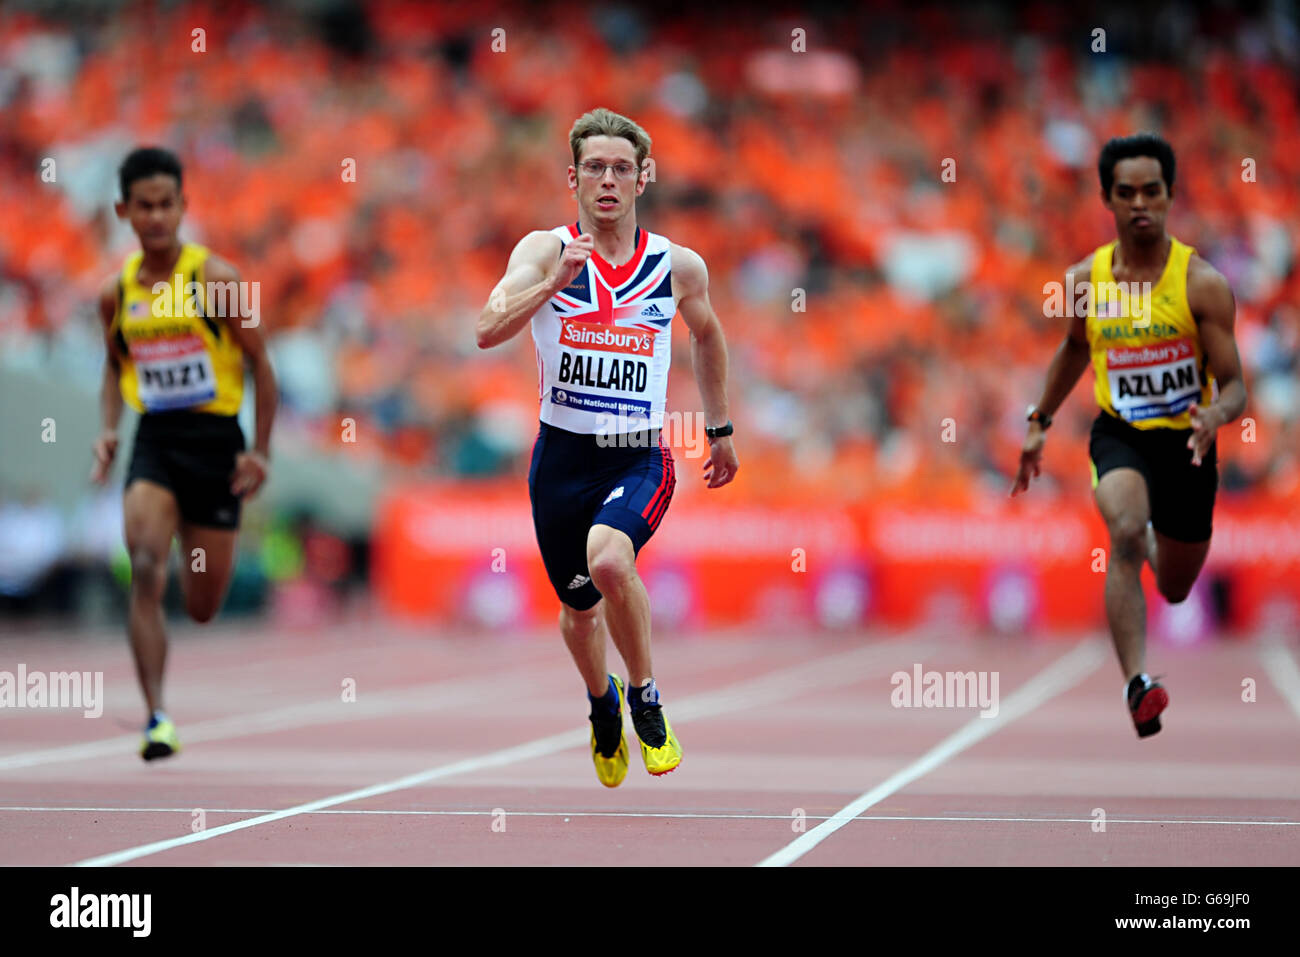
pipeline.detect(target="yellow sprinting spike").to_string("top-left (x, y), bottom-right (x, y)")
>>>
top-left (636, 714), bottom-right (682, 776)
top-left (141, 718), bottom-right (181, 762)
top-left (591, 675), bottom-right (629, 788)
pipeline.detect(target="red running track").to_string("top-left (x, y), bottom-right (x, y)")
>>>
top-left (1, 620), bottom-right (1298, 866)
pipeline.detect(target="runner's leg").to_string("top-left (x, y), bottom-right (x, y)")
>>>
top-left (1149, 532), bottom-right (1211, 605)
top-left (560, 600), bottom-right (611, 696)
top-left (123, 479), bottom-right (179, 717)
top-left (1147, 430), bottom-right (1217, 605)
top-left (587, 524), bottom-right (652, 686)
top-left (1094, 468), bottom-right (1151, 682)
top-left (177, 522), bottom-right (238, 622)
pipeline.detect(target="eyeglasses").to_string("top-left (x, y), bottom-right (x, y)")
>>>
top-left (578, 160), bottom-right (641, 180)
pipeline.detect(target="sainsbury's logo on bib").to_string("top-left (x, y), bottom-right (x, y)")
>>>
top-left (1106, 339), bottom-right (1193, 368)
top-left (560, 320), bottom-right (655, 356)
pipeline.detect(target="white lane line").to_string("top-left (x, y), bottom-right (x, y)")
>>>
top-left (0, 671), bottom-right (543, 771)
top-left (69, 634), bottom-right (934, 867)
top-left (71, 731), bottom-right (595, 867)
top-left (4, 806), bottom-right (1297, 825)
top-left (756, 638), bottom-right (1108, 867)
top-left (1260, 637), bottom-right (1300, 724)
top-left (0, 632), bottom-right (918, 771)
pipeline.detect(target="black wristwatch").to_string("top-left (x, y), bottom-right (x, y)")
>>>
top-left (1026, 405), bottom-right (1053, 429)
top-left (705, 420), bottom-right (734, 440)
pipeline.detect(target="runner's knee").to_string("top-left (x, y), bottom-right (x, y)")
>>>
top-left (128, 547), bottom-right (168, 599)
top-left (184, 591), bottom-right (220, 623)
top-left (587, 547), bottom-right (635, 593)
top-left (1106, 517), bottom-right (1148, 563)
top-left (1157, 578), bottom-right (1193, 604)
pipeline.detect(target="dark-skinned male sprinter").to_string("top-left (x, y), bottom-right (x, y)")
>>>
top-left (92, 147), bottom-right (277, 760)
top-left (1011, 133), bottom-right (1247, 738)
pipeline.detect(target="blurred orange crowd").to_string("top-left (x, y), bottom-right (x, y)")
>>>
top-left (2, 0), bottom-right (1296, 507)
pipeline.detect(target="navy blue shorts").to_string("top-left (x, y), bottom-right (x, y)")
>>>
top-left (528, 422), bottom-right (676, 610)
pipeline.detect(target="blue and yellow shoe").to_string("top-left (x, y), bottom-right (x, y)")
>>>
top-left (141, 713), bottom-right (181, 762)
top-left (590, 675), bottom-right (629, 788)
top-left (631, 681), bottom-right (682, 776)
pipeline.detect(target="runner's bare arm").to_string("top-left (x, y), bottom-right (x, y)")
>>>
top-left (207, 256), bottom-right (276, 461)
top-left (97, 276), bottom-right (124, 431)
top-left (1011, 260), bottom-right (1092, 497)
top-left (477, 231), bottom-right (582, 349)
top-left (91, 275), bottom-right (124, 483)
top-left (205, 256), bottom-right (275, 497)
top-left (1188, 258), bottom-right (1246, 424)
top-left (673, 244), bottom-right (737, 488)
top-left (1186, 257), bottom-right (1246, 466)
top-left (1030, 260), bottom-right (1094, 418)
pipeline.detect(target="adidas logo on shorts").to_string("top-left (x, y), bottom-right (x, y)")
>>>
top-left (567, 574), bottom-right (591, 590)
top-left (603, 486), bottom-right (625, 505)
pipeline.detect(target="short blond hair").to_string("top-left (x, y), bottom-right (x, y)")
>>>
top-left (569, 108), bottom-right (652, 170)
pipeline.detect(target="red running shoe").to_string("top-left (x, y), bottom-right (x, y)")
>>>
top-left (1127, 674), bottom-right (1169, 739)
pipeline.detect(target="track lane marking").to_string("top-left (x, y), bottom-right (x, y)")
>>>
top-left (0, 672), bottom-right (544, 771)
top-left (68, 634), bottom-right (935, 866)
top-left (5, 806), bottom-right (1297, 826)
top-left (1260, 637), bottom-right (1300, 724)
top-left (756, 638), bottom-right (1108, 867)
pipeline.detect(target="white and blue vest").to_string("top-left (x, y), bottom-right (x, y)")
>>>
top-left (531, 223), bottom-right (675, 435)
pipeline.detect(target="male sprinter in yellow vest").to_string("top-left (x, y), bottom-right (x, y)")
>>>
top-left (90, 147), bottom-right (277, 760)
top-left (1011, 133), bottom-right (1247, 737)
top-left (477, 108), bottom-right (738, 785)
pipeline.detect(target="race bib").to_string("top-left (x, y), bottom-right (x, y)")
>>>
top-left (130, 335), bottom-right (217, 411)
top-left (1106, 338), bottom-right (1200, 422)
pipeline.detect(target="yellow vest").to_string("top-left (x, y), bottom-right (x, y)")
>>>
top-left (1085, 237), bottom-right (1214, 430)
top-left (110, 243), bottom-right (244, 416)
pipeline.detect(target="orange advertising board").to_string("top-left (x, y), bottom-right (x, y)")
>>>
top-left (373, 482), bottom-right (1300, 635)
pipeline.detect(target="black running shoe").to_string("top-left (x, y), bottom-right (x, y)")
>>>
top-left (632, 704), bottom-right (667, 749)
top-left (1127, 674), bottom-right (1169, 739)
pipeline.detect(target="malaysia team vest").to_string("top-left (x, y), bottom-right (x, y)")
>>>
top-left (1085, 237), bottom-right (1214, 430)
top-left (110, 243), bottom-right (244, 416)
top-left (531, 224), bottom-right (675, 434)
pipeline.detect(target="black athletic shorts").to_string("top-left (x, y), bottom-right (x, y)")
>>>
top-left (1088, 410), bottom-right (1217, 543)
top-left (125, 410), bottom-right (247, 529)
top-left (528, 421), bottom-right (676, 610)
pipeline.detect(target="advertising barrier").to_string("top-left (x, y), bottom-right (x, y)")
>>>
top-left (373, 482), bottom-right (1300, 636)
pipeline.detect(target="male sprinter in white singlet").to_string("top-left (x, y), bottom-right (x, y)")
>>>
top-left (477, 108), bottom-right (739, 786)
